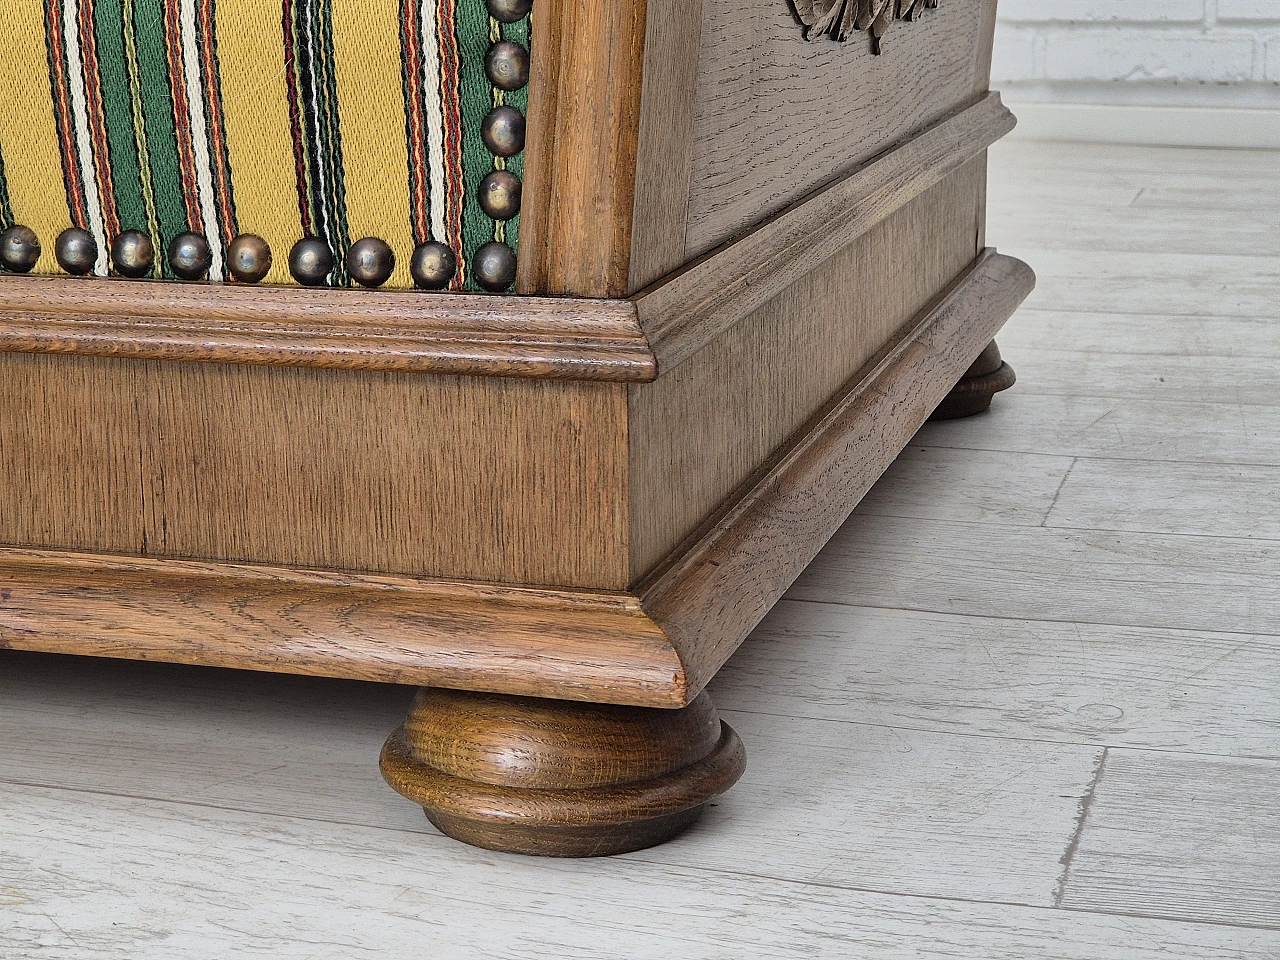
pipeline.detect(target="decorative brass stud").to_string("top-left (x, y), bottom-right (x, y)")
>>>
top-left (480, 106), bottom-right (526, 158)
top-left (346, 237), bottom-right (395, 288)
top-left (484, 0), bottom-right (532, 23)
top-left (167, 231), bottom-right (213, 281)
top-left (0, 225), bottom-right (41, 273)
top-left (55, 227), bottom-right (97, 275)
top-left (111, 230), bottom-right (155, 278)
top-left (288, 237), bottom-right (334, 286)
top-left (485, 41), bottom-right (530, 91)
top-left (227, 233), bottom-right (272, 283)
top-left (478, 170), bottom-right (522, 221)
top-left (410, 241), bottom-right (457, 290)
top-left (472, 240), bottom-right (516, 292)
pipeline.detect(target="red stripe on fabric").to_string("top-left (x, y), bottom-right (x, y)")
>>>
top-left (163, 0), bottom-right (203, 230)
top-left (281, 0), bottom-right (314, 236)
top-left (435, 0), bottom-right (465, 288)
top-left (44, 0), bottom-right (90, 229)
top-left (76, 0), bottom-right (121, 236)
top-left (196, 0), bottom-right (236, 243)
top-left (400, 0), bottom-right (430, 243)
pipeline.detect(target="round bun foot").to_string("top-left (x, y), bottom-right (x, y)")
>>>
top-left (931, 340), bottom-right (1016, 420)
top-left (380, 688), bottom-right (747, 857)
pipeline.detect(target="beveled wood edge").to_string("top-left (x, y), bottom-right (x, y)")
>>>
top-left (0, 251), bottom-right (1031, 709)
top-left (638, 249), bottom-right (1036, 693)
top-left (0, 277), bottom-right (655, 381)
top-left (631, 92), bottom-right (1016, 373)
top-left (0, 548), bottom-right (690, 707)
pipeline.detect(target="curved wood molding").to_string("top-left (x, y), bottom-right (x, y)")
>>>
top-left (0, 95), bottom-right (1009, 384)
top-left (0, 250), bottom-right (1032, 708)
top-left (634, 91), bottom-right (1015, 372)
top-left (0, 278), bottom-right (654, 382)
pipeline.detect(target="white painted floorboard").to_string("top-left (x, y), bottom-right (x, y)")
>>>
top-left (3, 139), bottom-right (1279, 956)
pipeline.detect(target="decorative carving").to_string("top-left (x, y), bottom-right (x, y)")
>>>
top-left (789, 0), bottom-right (939, 53)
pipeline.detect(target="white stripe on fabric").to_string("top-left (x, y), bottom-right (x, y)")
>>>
top-left (179, 0), bottom-right (225, 280)
top-left (63, 0), bottom-right (109, 275)
top-left (420, 0), bottom-right (446, 242)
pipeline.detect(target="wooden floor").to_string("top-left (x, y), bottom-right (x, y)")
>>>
top-left (4, 140), bottom-right (1279, 958)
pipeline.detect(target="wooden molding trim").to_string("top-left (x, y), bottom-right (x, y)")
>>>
top-left (0, 96), bottom-right (1006, 383)
top-left (515, 0), bottom-right (648, 297)
top-left (640, 249), bottom-right (1035, 692)
top-left (0, 250), bottom-right (1031, 708)
top-left (0, 548), bottom-right (690, 708)
top-left (0, 276), bottom-right (655, 382)
top-left (633, 92), bottom-right (1015, 372)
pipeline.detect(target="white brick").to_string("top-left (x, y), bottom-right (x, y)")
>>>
top-left (991, 24), bottom-right (1038, 82)
top-left (998, 0), bottom-right (1204, 23)
top-left (1042, 30), bottom-right (1257, 82)
top-left (1218, 1), bottom-right (1280, 21)
top-left (1267, 35), bottom-right (1280, 79)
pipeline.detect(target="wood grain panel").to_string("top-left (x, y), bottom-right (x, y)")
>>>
top-left (0, 356), bottom-right (631, 588)
top-left (0, 354), bottom-right (145, 552)
top-left (626, 0), bottom-right (706, 292)
top-left (685, 0), bottom-right (995, 257)
top-left (628, 158), bottom-right (987, 580)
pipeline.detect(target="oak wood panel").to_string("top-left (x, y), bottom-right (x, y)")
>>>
top-left (1059, 750), bottom-right (1280, 928)
top-left (0, 275), bottom-right (655, 381)
top-left (628, 158), bottom-right (989, 581)
top-left (685, 0), bottom-right (996, 258)
top-left (0, 355), bottom-right (632, 587)
top-left (636, 93), bottom-right (1013, 372)
top-left (641, 251), bottom-right (1034, 693)
top-left (0, 354), bottom-right (145, 552)
top-left (626, 0), bottom-right (706, 292)
top-left (0, 549), bottom-right (685, 705)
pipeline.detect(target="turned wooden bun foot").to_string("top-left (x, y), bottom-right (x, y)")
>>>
top-left (930, 340), bottom-right (1016, 420)
top-left (380, 687), bottom-right (746, 857)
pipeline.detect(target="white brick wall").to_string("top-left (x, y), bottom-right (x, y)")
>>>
top-left (994, 0), bottom-right (1280, 92)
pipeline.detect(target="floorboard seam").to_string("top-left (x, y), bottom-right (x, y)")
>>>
top-left (1053, 746), bottom-right (1108, 907)
top-left (709, 708), bottom-right (1280, 763)
top-left (779, 597), bottom-right (1280, 641)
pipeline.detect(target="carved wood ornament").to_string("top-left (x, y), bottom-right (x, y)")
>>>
top-left (789, 0), bottom-right (940, 52)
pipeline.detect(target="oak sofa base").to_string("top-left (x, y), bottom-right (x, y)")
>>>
top-left (0, 251), bottom-right (1033, 710)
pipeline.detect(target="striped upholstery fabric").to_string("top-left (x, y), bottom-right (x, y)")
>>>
top-left (0, 0), bottom-right (526, 290)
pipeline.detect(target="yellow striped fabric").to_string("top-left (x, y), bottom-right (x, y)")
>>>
top-left (0, 0), bottom-right (529, 291)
